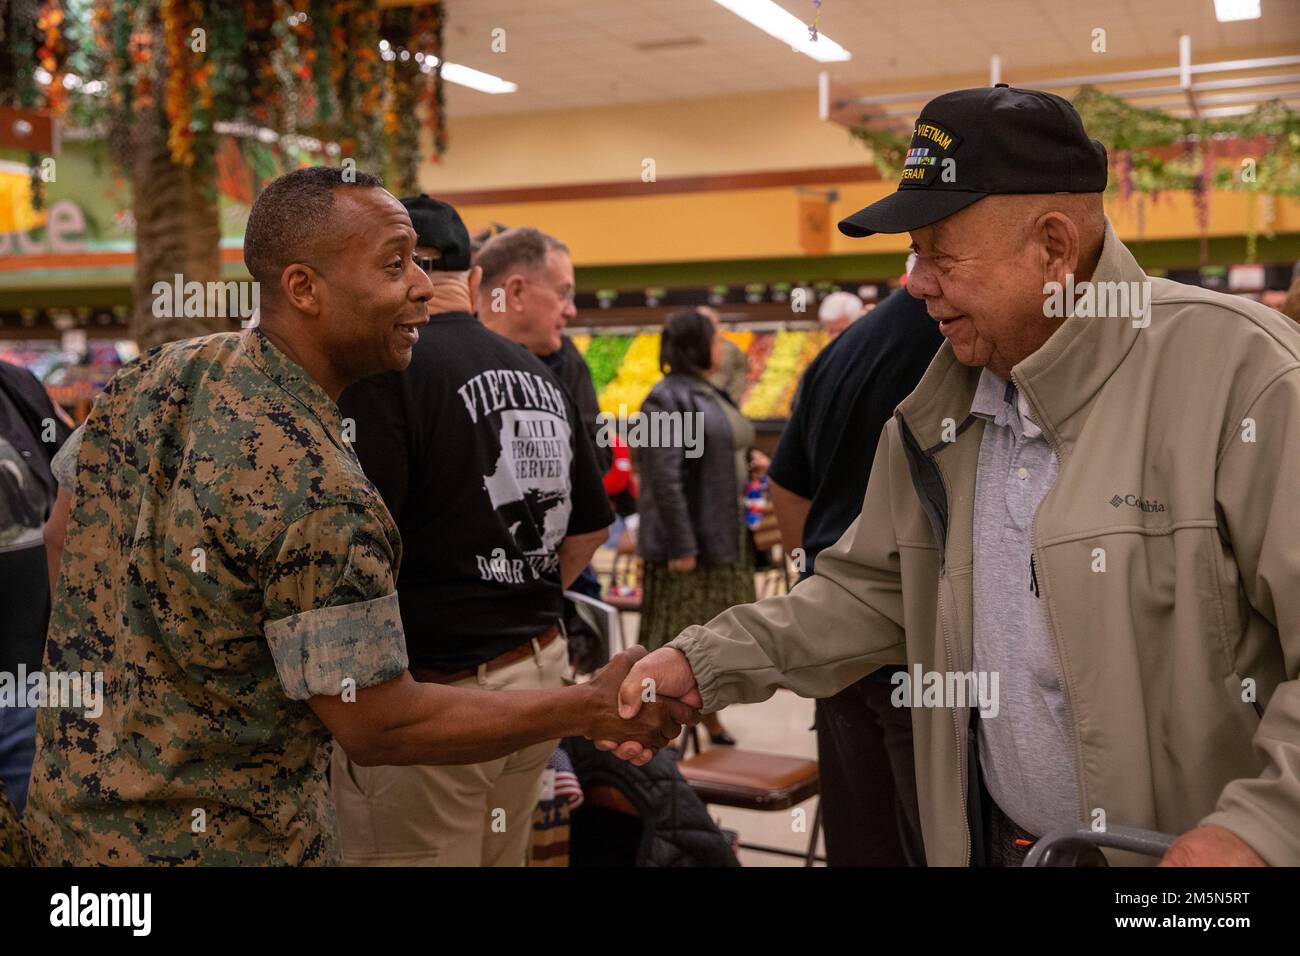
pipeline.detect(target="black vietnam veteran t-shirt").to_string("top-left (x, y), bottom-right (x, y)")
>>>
top-left (338, 311), bottom-right (613, 670)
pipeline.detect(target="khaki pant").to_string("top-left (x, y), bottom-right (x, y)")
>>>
top-left (331, 634), bottom-right (568, 866)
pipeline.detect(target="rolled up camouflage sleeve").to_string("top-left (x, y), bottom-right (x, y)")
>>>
top-left (260, 504), bottom-right (408, 701)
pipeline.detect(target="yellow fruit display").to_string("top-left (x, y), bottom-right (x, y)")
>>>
top-left (597, 333), bottom-right (663, 416)
top-left (586, 326), bottom-right (828, 421)
top-left (742, 329), bottom-right (807, 418)
top-left (772, 329), bottom-right (828, 418)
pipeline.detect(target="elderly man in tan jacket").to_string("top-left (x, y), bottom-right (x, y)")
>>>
top-left (602, 86), bottom-right (1300, 867)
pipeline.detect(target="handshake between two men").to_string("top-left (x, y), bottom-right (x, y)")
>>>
top-left (311, 645), bottom-right (700, 769)
top-left (592, 646), bottom-right (698, 765)
top-left (581, 646), bottom-right (701, 755)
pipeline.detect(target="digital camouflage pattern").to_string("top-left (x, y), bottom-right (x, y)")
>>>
top-left (24, 329), bottom-right (408, 866)
top-left (0, 779), bottom-right (29, 866)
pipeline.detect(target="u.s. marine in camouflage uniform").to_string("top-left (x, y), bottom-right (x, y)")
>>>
top-left (25, 327), bottom-right (407, 865)
top-left (24, 167), bottom-right (693, 866)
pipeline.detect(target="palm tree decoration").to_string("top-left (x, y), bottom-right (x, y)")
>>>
top-left (0, 0), bottom-right (448, 346)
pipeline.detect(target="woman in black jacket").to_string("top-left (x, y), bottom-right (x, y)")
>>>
top-left (636, 310), bottom-right (766, 745)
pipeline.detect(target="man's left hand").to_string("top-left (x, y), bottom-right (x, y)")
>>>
top-left (1159, 825), bottom-right (1266, 867)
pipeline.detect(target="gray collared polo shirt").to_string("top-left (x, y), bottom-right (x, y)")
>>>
top-left (970, 367), bottom-right (1080, 838)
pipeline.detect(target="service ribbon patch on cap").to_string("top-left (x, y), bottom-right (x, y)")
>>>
top-left (900, 121), bottom-right (961, 187)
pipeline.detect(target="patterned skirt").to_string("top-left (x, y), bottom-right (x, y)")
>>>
top-left (638, 522), bottom-right (757, 652)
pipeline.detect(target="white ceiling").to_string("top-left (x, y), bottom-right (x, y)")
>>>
top-left (437, 0), bottom-right (1300, 117)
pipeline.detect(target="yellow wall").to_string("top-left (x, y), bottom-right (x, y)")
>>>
top-left (420, 45), bottom-right (1300, 267)
top-left (453, 184), bottom-right (1300, 267)
top-left (422, 88), bottom-right (869, 191)
top-left (419, 43), bottom-right (1299, 192)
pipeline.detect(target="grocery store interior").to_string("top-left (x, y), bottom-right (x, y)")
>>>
top-left (2, 0), bottom-right (1299, 867)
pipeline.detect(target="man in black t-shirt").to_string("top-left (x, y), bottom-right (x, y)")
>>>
top-left (768, 285), bottom-right (942, 867)
top-left (474, 227), bottom-right (611, 598)
top-left (333, 196), bottom-right (612, 866)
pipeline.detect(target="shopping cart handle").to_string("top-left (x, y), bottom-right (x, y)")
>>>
top-left (1023, 824), bottom-right (1177, 867)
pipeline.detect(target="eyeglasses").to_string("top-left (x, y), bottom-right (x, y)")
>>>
top-left (524, 275), bottom-right (574, 304)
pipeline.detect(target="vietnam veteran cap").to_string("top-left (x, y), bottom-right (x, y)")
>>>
top-left (400, 194), bottom-right (473, 271)
top-left (838, 85), bottom-right (1108, 237)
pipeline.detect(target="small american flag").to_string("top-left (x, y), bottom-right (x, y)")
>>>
top-left (541, 748), bottom-right (584, 809)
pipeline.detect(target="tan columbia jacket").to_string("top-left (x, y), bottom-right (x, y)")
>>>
top-left (669, 223), bottom-right (1300, 866)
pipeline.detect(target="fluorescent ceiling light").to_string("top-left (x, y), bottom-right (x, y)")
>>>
top-left (1213, 0), bottom-right (1261, 22)
top-left (42, 51), bottom-right (513, 100)
top-left (712, 0), bottom-right (851, 62)
top-left (430, 59), bottom-right (518, 94)
top-left (382, 40), bottom-right (519, 93)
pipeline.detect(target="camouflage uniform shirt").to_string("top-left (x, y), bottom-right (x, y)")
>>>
top-left (24, 329), bottom-right (407, 865)
top-left (0, 778), bottom-right (30, 866)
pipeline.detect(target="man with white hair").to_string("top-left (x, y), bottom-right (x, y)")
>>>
top-left (604, 85), bottom-right (1300, 867)
top-left (817, 290), bottom-right (864, 341)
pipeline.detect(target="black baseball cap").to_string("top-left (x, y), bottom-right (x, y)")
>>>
top-left (838, 85), bottom-right (1108, 238)
top-left (400, 194), bottom-right (472, 270)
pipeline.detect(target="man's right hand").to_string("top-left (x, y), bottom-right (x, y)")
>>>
top-left (594, 647), bottom-right (701, 765)
top-left (582, 646), bottom-right (699, 764)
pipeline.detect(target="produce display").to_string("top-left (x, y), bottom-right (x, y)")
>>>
top-left (583, 334), bottom-right (635, 393)
top-left (740, 332), bottom-right (776, 398)
top-left (596, 333), bottom-right (663, 417)
top-left (573, 325), bottom-right (827, 420)
top-left (741, 328), bottom-right (826, 419)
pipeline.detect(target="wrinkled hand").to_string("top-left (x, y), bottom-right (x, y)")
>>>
top-left (594, 647), bottom-right (702, 766)
top-left (749, 449), bottom-right (770, 481)
top-left (1158, 825), bottom-right (1266, 867)
top-left (583, 646), bottom-right (699, 762)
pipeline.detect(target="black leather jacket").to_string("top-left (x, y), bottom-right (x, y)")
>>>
top-left (636, 372), bottom-right (743, 565)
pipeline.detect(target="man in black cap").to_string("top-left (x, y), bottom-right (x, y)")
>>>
top-left (332, 195), bottom-right (614, 866)
top-left (610, 86), bottom-right (1300, 867)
